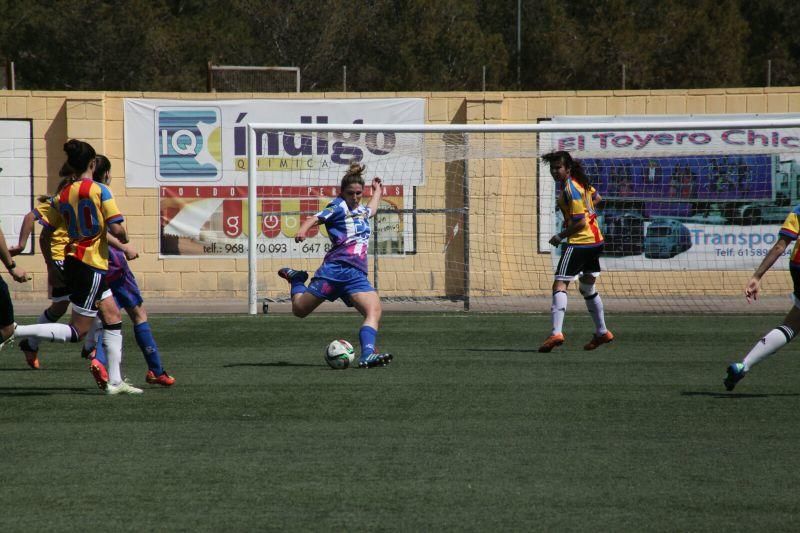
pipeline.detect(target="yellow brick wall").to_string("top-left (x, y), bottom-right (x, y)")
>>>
top-left (3, 87), bottom-right (800, 304)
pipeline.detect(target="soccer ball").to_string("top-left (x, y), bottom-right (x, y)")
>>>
top-left (325, 339), bottom-right (355, 369)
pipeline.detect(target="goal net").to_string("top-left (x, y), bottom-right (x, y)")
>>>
top-left (242, 117), bottom-right (800, 314)
top-left (207, 65), bottom-right (300, 93)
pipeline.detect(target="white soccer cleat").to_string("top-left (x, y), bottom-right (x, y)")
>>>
top-left (106, 380), bottom-right (144, 396)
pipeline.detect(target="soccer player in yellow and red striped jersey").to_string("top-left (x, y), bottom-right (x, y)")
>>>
top-left (46, 177), bottom-right (124, 270)
top-left (538, 151), bottom-right (614, 353)
top-left (724, 205), bottom-right (800, 391)
top-left (10, 140), bottom-right (141, 395)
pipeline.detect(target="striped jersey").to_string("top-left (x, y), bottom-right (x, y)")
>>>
top-left (316, 196), bottom-right (372, 273)
top-left (779, 205), bottom-right (800, 269)
top-left (36, 178), bottom-right (124, 271)
top-left (33, 200), bottom-right (71, 261)
top-left (557, 177), bottom-right (604, 247)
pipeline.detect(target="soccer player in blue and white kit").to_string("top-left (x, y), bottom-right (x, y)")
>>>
top-left (278, 161), bottom-right (393, 369)
top-left (724, 204), bottom-right (800, 390)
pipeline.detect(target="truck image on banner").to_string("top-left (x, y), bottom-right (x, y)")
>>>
top-left (585, 153), bottom-right (787, 224)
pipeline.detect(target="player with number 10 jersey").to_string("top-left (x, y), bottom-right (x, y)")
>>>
top-left (41, 178), bottom-right (124, 272)
top-left (24, 140), bottom-right (141, 394)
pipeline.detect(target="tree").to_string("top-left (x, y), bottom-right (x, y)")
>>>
top-left (740, 0), bottom-right (800, 87)
top-left (0, 0), bottom-right (794, 92)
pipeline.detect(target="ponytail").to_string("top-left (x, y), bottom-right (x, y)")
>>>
top-left (63, 139), bottom-right (96, 176)
top-left (542, 150), bottom-right (590, 188)
top-left (340, 160), bottom-right (365, 190)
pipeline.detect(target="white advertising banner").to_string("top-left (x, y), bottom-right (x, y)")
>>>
top-left (124, 98), bottom-right (425, 188)
top-left (124, 98), bottom-right (424, 259)
top-left (538, 114), bottom-right (800, 270)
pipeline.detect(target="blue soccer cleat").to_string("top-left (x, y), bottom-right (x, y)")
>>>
top-left (278, 268), bottom-right (308, 284)
top-left (723, 362), bottom-right (746, 391)
top-left (358, 352), bottom-right (393, 369)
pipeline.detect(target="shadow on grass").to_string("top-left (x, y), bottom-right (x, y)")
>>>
top-left (0, 386), bottom-right (94, 396)
top-left (458, 348), bottom-right (540, 353)
top-left (223, 361), bottom-right (319, 368)
top-left (681, 391), bottom-right (800, 399)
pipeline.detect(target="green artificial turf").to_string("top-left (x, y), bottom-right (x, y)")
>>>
top-left (1, 313), bottom-right (799, 531)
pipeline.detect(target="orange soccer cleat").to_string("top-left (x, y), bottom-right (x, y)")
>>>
top-left (90, 359), bottom-right (109, 390)
top-left (146, 370), bottom-right (176, 387)
top-left (538, 333), bottom-right (565, 353)
top-left (584, 330), bottom-right (615, 351)
top-left (20, 340), bottom-right (40, 370)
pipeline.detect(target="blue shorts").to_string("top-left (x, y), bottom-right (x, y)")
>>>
top-left (307, 262), bottom-right (375, 307)
top-left (109, 270), bottom-right (144, 310)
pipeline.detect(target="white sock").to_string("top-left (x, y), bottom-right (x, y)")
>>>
top-left (103, 327), bottom-right (124, 385)
top-left (14, 323), bottom-right (76, 343)
top-left (583, 293), bottom-right (608, 335)
top-left (84, 317), bottom-right (102, 352)
top-left (742, 326), bottom-right (794, 372)
top-left (551, 291), bottom-right (567, 335)
top-left (28, 311), bottom-right (57, 351)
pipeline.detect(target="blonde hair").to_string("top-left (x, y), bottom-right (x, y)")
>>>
top-left (340, 160), bottom-right (365, 190)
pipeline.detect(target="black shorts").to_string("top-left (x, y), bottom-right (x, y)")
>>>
top-left (554, 244), bottom-right (604, 281)
top-left (63, 256), bottom-right (110, 316)
top-left (50, 259), bottom-right (70, 302)
top-left (0, 275), bottom-right (13, 328)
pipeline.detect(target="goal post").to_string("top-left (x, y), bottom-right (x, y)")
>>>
top-left (207, 64), bottom-right (301, 93)
top-left (245, 117), bottom-right (800, 315)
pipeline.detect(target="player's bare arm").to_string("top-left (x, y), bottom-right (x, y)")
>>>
top-left (108, 232), bottom-right (138, 260)
top-left (295, 215), bottom-right (322, 243)
top-left (8, 211), bottom-right (35, 256)
top-left (0, 228), bottom-right (29, 283)
top-left (366, 177), bottom-right (383, 218)
top-left (549, 217), bottom-right (587, 246)
top-left (745, 235), bottom-right (790, 302)
top-left (108, 221), bottom-right (128, 244)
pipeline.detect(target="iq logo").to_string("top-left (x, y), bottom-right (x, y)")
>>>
top-left (157, 108), bottom-right (222, 180)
